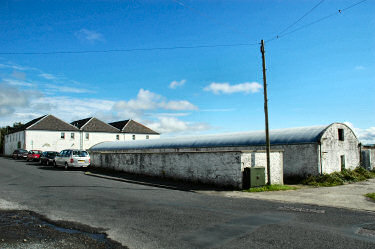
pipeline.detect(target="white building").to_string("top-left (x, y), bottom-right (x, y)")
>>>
top-left (89, 123), bottom-right (361, 184)
top-left (108, 119), bottom-right (160, 141)
top-left (4, 115), bottom-right (160, 155)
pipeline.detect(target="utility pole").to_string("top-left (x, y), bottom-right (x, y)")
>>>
top-left (260, 40), bottom-right (271, 185)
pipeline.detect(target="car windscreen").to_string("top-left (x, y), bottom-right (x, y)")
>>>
top-left (72, 151), bottom-right (88, 157)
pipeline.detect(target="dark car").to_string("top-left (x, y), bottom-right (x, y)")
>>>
top-left (12, 149), bottom-right (28, 159)
top-left (40, 151), bottom-right (59, 166)
top-left (26, 150), bottom-right (43, 162)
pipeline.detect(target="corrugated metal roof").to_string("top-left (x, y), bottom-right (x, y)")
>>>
top-left (89, 125), bottom-right (329, 151)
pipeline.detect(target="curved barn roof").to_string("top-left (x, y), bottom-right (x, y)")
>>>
top-left (89, 124), bottom-right (336, 151)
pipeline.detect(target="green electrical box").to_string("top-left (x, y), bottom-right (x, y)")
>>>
top-left (243, 167), bottom-right (266, 189)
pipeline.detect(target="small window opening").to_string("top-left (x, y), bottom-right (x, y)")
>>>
top-left (340, 155), bottom-right (346, 171)
top-left (61, 132), bottom-right (65, 139)
top-left (71, 133), bottom-right (75, 139)
top-left (146, 135), bottom-right (149, 139)
top-left (85, 133), bottom-right (89, 140)
top-left (116, 135), bottom-right (120, 140)
top-left (338, 129), bottom-right (344, 141)
top-left (132, 135), bottom-right (136, 140)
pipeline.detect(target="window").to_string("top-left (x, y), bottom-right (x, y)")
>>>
top-left (116, 135), bottom-right (120, 140)
top-left (73, 150), bottom-right (88, 157)
top-left (71, 133), bottom-right (75, 139)
top-left (146, 135), bottom-right (149, 139)
top-left (85, 133), bottom-right (89, 140)
top-left (338, 129), bottom-right (344, 141)
top-left (61, 132), bottom-right (65, 139)
top-left (132, 135), bottom-right (136, 140)
top-left (340, 155), bottom-right (346, 171)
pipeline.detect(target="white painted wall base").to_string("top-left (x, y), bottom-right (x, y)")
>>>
top-left (89, 149), bottom-right (283, 189)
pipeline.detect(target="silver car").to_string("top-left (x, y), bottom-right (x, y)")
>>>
top-left (54, 149), bottom-right (90, 169)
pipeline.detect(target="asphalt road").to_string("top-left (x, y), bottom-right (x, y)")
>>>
top-left (1, 157), bottom-right (375, 249)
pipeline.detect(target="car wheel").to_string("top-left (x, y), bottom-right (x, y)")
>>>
top-left (53, 161), bottom-right (57, 168)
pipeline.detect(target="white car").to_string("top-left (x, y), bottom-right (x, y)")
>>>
top-left (54, 149), bottom-right (90, 169)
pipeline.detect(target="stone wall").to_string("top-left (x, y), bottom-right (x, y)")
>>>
top-left (89, 149), bottom-right (283, 189)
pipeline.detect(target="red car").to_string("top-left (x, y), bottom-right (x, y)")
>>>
top-left (26, 150), bottom-right (43, 162)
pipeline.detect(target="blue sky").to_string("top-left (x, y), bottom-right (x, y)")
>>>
top-left (0, 0), bottom-right (374, 143)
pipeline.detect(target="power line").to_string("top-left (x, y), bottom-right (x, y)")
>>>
top-left (171, 0), bottom-right (252, 39)
top-left (266, 0), bottom-right (367, 42)
top-left (0, 42), bottom-right (259, 55)
top-left (0, 0), bottom-right (368, 55)
top-left (277, 0), bottom-right (325, 36)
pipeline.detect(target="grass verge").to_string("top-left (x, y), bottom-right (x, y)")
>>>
top-left (302, 167), bottom-right (375, 187)
top-left (244, 184), bottom-right (298, 192)
top-left (365, 193), bottom-right (375, 201)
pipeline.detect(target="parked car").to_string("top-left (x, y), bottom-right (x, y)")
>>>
top-left (54, 149), bottom-right (90, 169)
top-left (40, 151), bottom-right (59, 166)
top-left (12, 149), bottom-right (28, 159)
top-left (26, 150), bottom-right (43, 162)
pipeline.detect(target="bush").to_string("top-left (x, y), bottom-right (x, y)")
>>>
top-left (302, 167), bottom-right (375, 187)
top-left (365, 193), bottom-right (375, 201)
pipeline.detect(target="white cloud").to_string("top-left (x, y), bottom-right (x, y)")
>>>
top-left (201, 108), bottom-right (236, 112)
top-left (147, 112), bottom-right (191, 117)
top-left (75, 29), bottom-right (104, 42)
top-left (39, 73), bottom-right (56, 80)
top-left (0, 63), bottom-right (37, 71)
top-left (146, 116), bottom-right (210, 135)
top-left (28, 96), bottom-right (115, 122)
top-left (169, 79), bottom-right (186, 89)
top-left (45, 84), bottom-right (95, 94)
top-left (112, 89), bottom-right (198, 120)
top-left (160, 100), bottom-right (198, 111)
top-left (11, 71), bottom-right (26, 80)
top-left (344, 122), bottom-right (375, 145)
top-left (204, 82), bottom-right (262, 94)
top-left (3, 78), bottom-right (33, 87)
top-left (354, 65), bottom-right (366, 71)
top-left (0, 83), bottom-right (35, 116)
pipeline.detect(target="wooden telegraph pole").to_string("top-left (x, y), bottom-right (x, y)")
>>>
top-left (260, 40), bottom-right (271, 185)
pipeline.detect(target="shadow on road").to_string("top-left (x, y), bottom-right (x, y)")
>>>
top-left (37, 166), bottom-right (87, 172)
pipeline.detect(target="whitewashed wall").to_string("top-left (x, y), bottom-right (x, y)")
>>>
top-left (241, 151), bottom-right (283, 185)
top-left (4, 131), bottom-right (25, 155)
top-left (89, 149), bottom-right (283, 189)
top-left (123, 134), bottom-right (160, 141)
top-left (4, 130), bottom-right (161, 155)
top-left (320, 123), bottom-right (360, 174)
top-left (25, 130), bottom-right (80, 152)
top-left (82, 132), bottom-right (123, 150)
